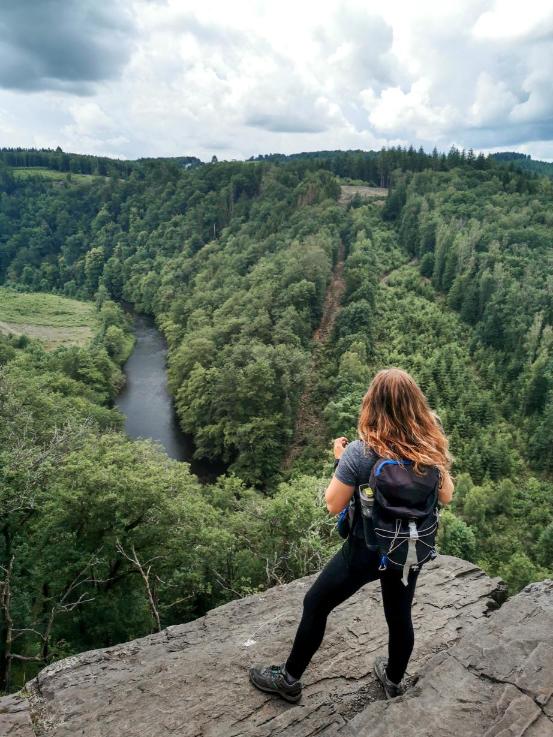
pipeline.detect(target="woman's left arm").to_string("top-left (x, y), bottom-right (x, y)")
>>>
top-left (324, 437), bottom-right (356, 515)
top-left (325, 476), bottom-right (356, 515)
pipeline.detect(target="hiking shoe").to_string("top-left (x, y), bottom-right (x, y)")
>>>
top-left (373, 655), bottom-right (407, 698)
top-left (249, 663), bottom-right (302, 703)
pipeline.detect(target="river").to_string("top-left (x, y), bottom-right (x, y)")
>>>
top-left (115, 311), bottom-right (224, 481)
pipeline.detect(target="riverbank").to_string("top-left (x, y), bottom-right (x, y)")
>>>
top-left (115, 309), bottom-right (226, 482)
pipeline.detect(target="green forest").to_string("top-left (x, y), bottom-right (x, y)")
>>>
top-left (1, 147), bottom-right (553, 694)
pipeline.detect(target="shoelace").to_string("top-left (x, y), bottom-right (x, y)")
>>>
top-left (269, 664), bottom-right (297, 684)
top-left (387, 676), bottom-right (406, 693)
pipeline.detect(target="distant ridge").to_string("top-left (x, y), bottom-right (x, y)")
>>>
top-left (3, 145), bottom-right (552, 179)
top-left (490, 150), bottom-right (553, 177)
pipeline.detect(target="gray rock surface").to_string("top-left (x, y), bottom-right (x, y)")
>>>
top-left (340, 578), bottom-right (553, 737)
top-left (0, 693), bottom-right (35, 737)
top-left (0, 554), bottom-right (527, 737)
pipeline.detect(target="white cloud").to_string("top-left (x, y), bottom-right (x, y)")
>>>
top-left (66, 102), bottom-right (114, 135)
top-left (470, 72), bottom-right (520, 126)
top-left (362, 78), bottom-right (459, 140)
top-left (0, 0), bottom-right (553, 160)
top-left (472, 0), bottom-right (553, 40)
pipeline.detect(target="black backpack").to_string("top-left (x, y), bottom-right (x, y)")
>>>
top-left (359, 457), bottom-right (440, 582)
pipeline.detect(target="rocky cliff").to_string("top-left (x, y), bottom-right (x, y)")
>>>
top-left (1, 554), bottom-right (552, 737)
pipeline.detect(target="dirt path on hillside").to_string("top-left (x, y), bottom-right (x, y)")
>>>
top-left (282, 254), bottom-right (419, 472)
top-left (282, 241), bottom-right (346, 472)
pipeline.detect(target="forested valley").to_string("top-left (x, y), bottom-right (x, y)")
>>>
top-left (1, 146), bottom-right (553, 693)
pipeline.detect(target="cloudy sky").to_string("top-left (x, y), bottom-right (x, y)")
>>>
top-left (1, 0), bottom-right (553, 161)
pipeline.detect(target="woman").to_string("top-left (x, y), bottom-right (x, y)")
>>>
top-left (249, 367), bottom-right (454, 703)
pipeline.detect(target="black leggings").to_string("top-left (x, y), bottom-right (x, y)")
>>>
top-left (285, 534), bottom-right (420, 683)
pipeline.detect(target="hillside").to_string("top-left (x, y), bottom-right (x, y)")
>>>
top-left (490, 151), bottom-right (553, 178)
top-left (1, 148), bottom-right (553, 697)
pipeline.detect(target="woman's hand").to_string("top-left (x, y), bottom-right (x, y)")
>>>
top-left (333, 436), bottom-right (348, 460)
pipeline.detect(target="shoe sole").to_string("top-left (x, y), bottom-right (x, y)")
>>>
top-left (249, 671), bottom-right (302, 703)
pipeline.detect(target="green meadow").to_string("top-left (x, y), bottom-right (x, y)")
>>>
top-left (11, 166), bottom-right (98, 182)
top-left (0, 287), bottom-right (99, 348)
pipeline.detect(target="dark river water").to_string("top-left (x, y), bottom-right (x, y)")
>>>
top-left (115, 312), bottom-right (223, 480)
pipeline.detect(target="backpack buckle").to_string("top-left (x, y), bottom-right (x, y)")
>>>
top-left (408, 520), bottom-right (419, 540)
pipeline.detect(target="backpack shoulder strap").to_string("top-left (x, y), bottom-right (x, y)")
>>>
top-left (373, 457), bottom-right (416, 479)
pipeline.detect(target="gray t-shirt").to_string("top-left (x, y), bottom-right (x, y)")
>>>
top-left (334, 439), bottom-right (378, 544)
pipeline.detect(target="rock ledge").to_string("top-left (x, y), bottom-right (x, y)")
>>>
top-left (6, 555), bottom-right (551, 737)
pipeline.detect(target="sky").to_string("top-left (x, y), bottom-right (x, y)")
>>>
top-left (1, 0), bottom-right (553, 162)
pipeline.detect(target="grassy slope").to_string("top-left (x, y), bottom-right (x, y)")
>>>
top-left (10, 167), bottom-right (98, 182)
top-left (0, 288), bottom-right (99, 349)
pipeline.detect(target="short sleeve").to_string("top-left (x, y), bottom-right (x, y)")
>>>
top-left (334, 441), bottom-right (360, 486)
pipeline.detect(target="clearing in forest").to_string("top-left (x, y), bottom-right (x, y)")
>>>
top-left (338, 185), bottom-right (388, 207)
top-left (0, 288), bottom-right (99, 349)
top-left (10, 167), bottom-right (98, 183)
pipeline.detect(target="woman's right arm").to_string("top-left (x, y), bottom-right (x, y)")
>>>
top-left (438, 469), bottom-right (454, 505)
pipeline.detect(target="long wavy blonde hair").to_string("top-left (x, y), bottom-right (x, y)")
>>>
top-left (357, 367), bottom-right (452, 476)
